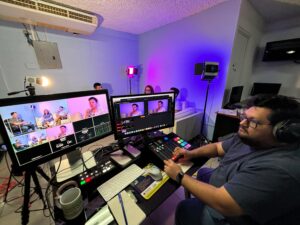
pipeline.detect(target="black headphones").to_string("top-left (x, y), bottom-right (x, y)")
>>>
top-left (273, 119), bottom-right (300, 143)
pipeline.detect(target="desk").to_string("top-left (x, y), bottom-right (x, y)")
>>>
top-left (52, 135), bottom-right (207, 224)
top-left (212, 112), bottom-right (240, 142)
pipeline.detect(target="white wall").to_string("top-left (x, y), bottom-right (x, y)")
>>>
top-left (229, 0), bottom-right (300, 100)
top-left (139, 0), bottom-right (241, 139)
top-left (252, 25), bottom-right (300, 98)
top-left (0, 21), bottom-right (139, 98)
top-left (224, 0), bottom-right (264, 103)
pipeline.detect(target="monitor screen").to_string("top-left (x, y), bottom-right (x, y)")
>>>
top-left (229, 86), bottom-right (243, 104)
top-left (250, 83), bottom-right (281, 96)
top-left (0, 90), bottom-right (112, 171)
top-left (111, 92), bottom-right (175, 140)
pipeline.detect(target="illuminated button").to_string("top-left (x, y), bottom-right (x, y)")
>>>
top-left (183, 142), bottom-right (188, 145)
top-left (80, 180), bottom-right (86, 185)
top-left (180, 143), bottom-right (185, 147)
top-left (164, 137), bottom-right (169, 141)
top-left (85, 177), bottom-right (91, 183)
top-left (185, 144), bottom-right (191, 149)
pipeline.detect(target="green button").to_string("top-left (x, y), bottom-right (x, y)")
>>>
top-left (80, 180), bottom-right (86, 185)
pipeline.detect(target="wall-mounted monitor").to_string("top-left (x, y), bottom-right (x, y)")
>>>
top-left (250, 83), bottom-right (281, 96)
top-left (0, 90), bottom-right (112, 172)
top-left (111, 92), bottom-right (175, 140)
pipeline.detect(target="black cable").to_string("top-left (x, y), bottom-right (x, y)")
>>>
top-left (45, 156), bottom-right (62, 222)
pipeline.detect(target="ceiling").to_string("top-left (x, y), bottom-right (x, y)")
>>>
top-left (249, 0), bottom-right (300, 24)
top-left (53, 0), bottom-right (300, 34)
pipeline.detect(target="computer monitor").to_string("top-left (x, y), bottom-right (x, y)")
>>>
top-left (0, 90), bottom-right (112, 172)
top-left (229, 86), bottom-right (243, 104)
top-left (250, 83), bottom-right (281, 96)
top-left (111, 92), bottom-right (175, 141)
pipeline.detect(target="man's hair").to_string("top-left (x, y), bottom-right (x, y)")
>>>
top-left (158, 100), bottom-right (163, 104)
top-left (88, 97), bottom-right (98, 102)
top-left (11, 112), bottom-right (16, 116)
top-left (170, 87), bottom-right (179, 98)
top-left (132, 103), bottom-right (138, 107)
top-left (93, 82), bottom-right (102, 89)
top-left (60, 125), bottom-right (66, 129)
top-left (250, 94), bottom-right (300, 126)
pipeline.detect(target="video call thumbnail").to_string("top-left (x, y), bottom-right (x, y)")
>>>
top-left (148, 99), bottom-right (168, 114)
top-left (119, 102), bottom-right (145, 118)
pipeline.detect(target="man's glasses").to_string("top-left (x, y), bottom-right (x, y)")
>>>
top-left (238, 114), bottom-right (271, 129)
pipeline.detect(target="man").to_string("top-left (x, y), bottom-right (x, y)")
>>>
top-left (8, 112), bottom-right (35, 134)
top-left (58, 125), bottom-right (67, 138)
top-left (84, 97), bottom-right (104, 118)
top-left (155, 100), bottom-right (166, 113)
top-left (164, 95), bottom-right (300, 225)
top-left (93, 82), bottom-right (102, 90)
top-left (129, 103), bottom-right (142, 117)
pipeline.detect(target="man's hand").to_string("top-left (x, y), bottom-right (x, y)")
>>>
top-left (172, 147), bottom-right (192, 162)
top-left (164, 159), bottom-right (182, 180)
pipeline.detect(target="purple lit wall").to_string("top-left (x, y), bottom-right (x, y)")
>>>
top-left (139, 0), bottom-right (241, 138)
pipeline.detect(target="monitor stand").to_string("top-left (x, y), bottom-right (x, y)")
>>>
top-left (55, 148), bottom-right (96, 183)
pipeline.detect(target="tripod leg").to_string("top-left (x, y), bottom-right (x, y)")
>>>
top-left (35, 166), bottom-right (50, 182)
top-left (22, 171), bottom-right (31, 225)
top-left (31, 172), bottom-right (47, 208)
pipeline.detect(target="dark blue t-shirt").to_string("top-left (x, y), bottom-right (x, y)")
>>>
top-left (209, 134), bottom-right (300, 225)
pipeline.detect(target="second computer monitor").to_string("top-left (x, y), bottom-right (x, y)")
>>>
top-left (111, 92), bottom-right (175, 140)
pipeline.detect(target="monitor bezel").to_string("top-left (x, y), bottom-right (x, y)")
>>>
top-left (110, 92), bottom-right (175, 140)
top-left (0, 90), bottom-right (113, 172)
top-left (250, 82), bottom-right (281, 96)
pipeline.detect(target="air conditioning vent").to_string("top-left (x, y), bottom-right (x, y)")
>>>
top-left (69, 11), bottom-right (93, 23)
top-left (0, 0), bottom-right (99, 35)
top-left (2, 0), bottom-right (35, 9)
top-left (37, 2), bottom-right (68, 17)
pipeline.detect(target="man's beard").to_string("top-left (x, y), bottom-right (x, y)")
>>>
top-left (238, 135), bottom-right (258, 147)
top-left (238, 126), bottom-right (259, 147)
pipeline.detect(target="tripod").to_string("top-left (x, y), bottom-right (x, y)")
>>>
top-left (21, 167), bottom-right (50, 225)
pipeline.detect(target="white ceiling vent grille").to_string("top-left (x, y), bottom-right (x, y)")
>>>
top-left (0, 0), bottom-right (99, 35)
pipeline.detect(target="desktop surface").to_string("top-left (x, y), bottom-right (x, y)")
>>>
top-left (52, 132), bottom-right (207, 224)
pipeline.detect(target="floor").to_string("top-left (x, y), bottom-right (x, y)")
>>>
top-left (0, 135), bottom-right (219, 225)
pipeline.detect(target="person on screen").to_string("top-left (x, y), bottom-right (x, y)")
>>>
top-left (129, 104), bottom-right (142, 117)
top-left (55, 106), bottom-right (68, 125)
top-left (8, 112), bottom-right (35, 134)
top-left (14, 139), bottom-right (26, 150)
top-left (144, 85), bottom-right (154, 94)
top-left (84, 97), bottom-right (104, 118)
top-left (58, 125), bottom-right (67, 138)
top-left (93, 82), bottom-right (103, 90)
top-left (42, 109), bottom-right (55, 127)
top-left (155, 101), bottom-right (166, 113)
top-left (29, 136), bottom-right (39, 146)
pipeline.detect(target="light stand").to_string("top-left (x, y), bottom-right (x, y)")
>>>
top-left (195, 61), bottom-right (219, 142)
top-left (200, 79), bottom-right (212, 135)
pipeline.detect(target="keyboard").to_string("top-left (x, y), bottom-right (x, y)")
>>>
top-left (148, 133), bottom-right (192, 161)
top-left (97, 164), bottom-right (144, 202)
